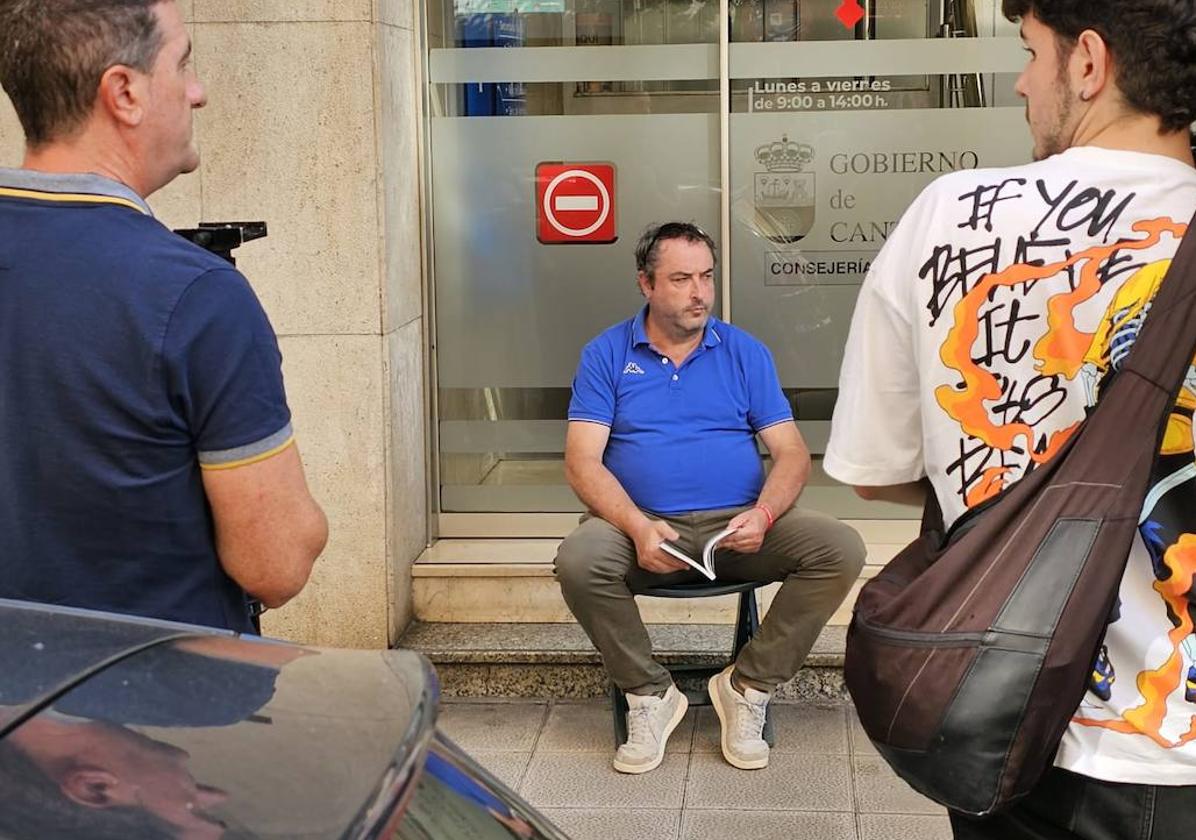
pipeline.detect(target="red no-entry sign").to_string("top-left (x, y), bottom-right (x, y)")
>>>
top-left (535, 162), bottom-right (617, 244)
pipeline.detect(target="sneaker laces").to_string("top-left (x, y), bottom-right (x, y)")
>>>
top-left (734, 693), bottom-right (767, 741)
top-left (626, 701), bottom-right (659, 746)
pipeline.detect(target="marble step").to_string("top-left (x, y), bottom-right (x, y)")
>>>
top-left (412, 520), bottom-right (916, 625)
top-left (399, 621), bottom-right (849, 702)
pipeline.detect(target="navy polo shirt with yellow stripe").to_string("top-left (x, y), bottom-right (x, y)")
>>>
top-left (0, 168), bottom-right (293, 632)
top-left (568, 308), bottom-right (793, 514)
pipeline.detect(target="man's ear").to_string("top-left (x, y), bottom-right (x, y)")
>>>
top-left (96, 64), bottom-right (148, 128)
top-left (1070, 28), bottom-right (1112, 103)
top-left (60, 767), bottom-right (122, 808)
top-left (636, 270), bottom-right (653, 297)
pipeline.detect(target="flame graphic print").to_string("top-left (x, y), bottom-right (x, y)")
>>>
top-left (1074, 534), bottom-right (1196, 748)
top-left (965, 466), bottom-right (1013, 508)
top-left (935, 218), bottom-right (1187, 505)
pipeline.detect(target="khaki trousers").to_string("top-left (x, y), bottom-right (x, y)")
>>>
top-left (554, 505), bottom-right (866, 695)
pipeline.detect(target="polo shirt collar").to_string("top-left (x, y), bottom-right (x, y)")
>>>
top-left (703, 319), bottom-right (723, 348)
top-left (632, 306), bottom-right (652, 347)
top-left (0, 167), bottom-right (153, 216)
top-left (632, 305), bottom-right (723, 350)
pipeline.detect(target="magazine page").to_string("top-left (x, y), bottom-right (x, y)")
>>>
top-left (659, 542), bottom-right (717, 580)
top-left (701, 527), bottom-right (739, 571)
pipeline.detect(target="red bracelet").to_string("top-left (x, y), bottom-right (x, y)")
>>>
top-left (754, 503), bottom-right (775, 530)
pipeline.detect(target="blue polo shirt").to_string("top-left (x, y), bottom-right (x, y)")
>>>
top-left (0, 169), bottom-right (294, 632)
top-left (568, 308), bottom-right (793, 513)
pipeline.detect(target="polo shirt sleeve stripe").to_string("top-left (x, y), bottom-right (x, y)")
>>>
top-left (754, 415), bottom-right (794, 433)
top-left (199, 423), bottom-right (295, 470)
top-left (567, 333), bottom-right (619, 426)
top-left (741, 332), bottom-right (794, 432)
top-left (567, 415), bottom-right (612, 426)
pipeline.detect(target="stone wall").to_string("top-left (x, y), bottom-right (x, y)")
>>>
top-left (0, 0), bottom-right (427, 648)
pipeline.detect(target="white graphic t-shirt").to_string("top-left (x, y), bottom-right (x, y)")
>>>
top-left (825, 146), bottom-right (1196, 784)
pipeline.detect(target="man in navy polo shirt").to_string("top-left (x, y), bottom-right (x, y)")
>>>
top-left (0, 0), bottom-right (327, 632)
top-left (556, 221), bottom-right (865, 773)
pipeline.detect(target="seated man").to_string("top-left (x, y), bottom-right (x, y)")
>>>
top-left (555, 221), bottom-right (865, 774)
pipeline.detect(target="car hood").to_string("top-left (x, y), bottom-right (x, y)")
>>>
top-left (0, 599), bottom-right (435, 839)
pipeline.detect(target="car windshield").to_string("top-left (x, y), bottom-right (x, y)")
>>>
top-left (394, 735), bottom-right (566, 840)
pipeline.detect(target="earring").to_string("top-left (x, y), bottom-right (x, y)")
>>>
top-left (1079, 91), bottom-right (1091, 102)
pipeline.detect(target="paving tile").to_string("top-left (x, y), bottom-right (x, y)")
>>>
top-left (538, 700), bottom-right (695, 754)
top-left (848, 709), bottom-right (879, 756)
top-left (436, 702), bottom-right (546, 752)
top-left (853, 756), bottom-right (947, 815)
top-left (539, 808), bottom-right (681, 840)
top-left (682, 809), bottom-right (856, 840)
top-left (858, 813), bottom-right (953, 840)
top-left (692, 703), bottom-right (848, 755)
top-left (467, 750), bottom-right (532, 791)
top-left (685, 753), bottom-right (853, 811)
top-left (521, 753), bottom-right (687, 809)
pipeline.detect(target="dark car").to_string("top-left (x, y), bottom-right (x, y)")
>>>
top-left (0, 598), bottom-right (568, 840)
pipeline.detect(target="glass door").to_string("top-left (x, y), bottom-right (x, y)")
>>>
top-left (421, 0), bottom-right (1033, 528)
top-left (426, 0), bottom-right (721, 517)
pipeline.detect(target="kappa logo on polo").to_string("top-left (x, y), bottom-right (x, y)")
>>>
top-left (622, 362), bottom-right (646, 375)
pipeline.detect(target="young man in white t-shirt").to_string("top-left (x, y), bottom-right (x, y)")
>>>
top-left (825, 1), bottom-right (1196, 837)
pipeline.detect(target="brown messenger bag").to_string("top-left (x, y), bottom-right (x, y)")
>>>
top-left (845, 211), bottom-right (1196, 816)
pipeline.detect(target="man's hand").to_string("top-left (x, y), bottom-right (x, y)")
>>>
top-left (565, 421), bottom-right (692, 575)
top-left (719, 507), bottom-right (769, 554)
top-left (631, 519), bottom-right (690, 575)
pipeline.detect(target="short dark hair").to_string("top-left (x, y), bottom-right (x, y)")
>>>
top-left (634, 222), bottom-right (717, 281)
top-left (0, 739), bottom-right (177, 839)
top-left (1002, 0), bottom-right (1196, 132)
top-left (0, 0), bottom-right (166, 146)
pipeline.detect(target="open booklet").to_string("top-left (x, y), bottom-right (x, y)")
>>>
top-left (658, 527), bottom-right (739, 581)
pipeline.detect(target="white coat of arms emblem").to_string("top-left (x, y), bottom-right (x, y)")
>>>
top-left (753, 134), bottom-right (815, 243)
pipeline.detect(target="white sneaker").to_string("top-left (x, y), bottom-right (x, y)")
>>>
top-left (612, 684), bottom-right (689, 774)
top-left (708, 665), bottom-right (770, 770)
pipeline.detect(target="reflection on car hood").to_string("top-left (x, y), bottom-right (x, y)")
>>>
top-left (0, 599), bottom-right (435, 839)
top-left (0, 598), bottom-right (207, 733)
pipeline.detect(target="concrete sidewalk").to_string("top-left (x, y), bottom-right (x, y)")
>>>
top-left (438, 698), bottom-right (951, 840)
